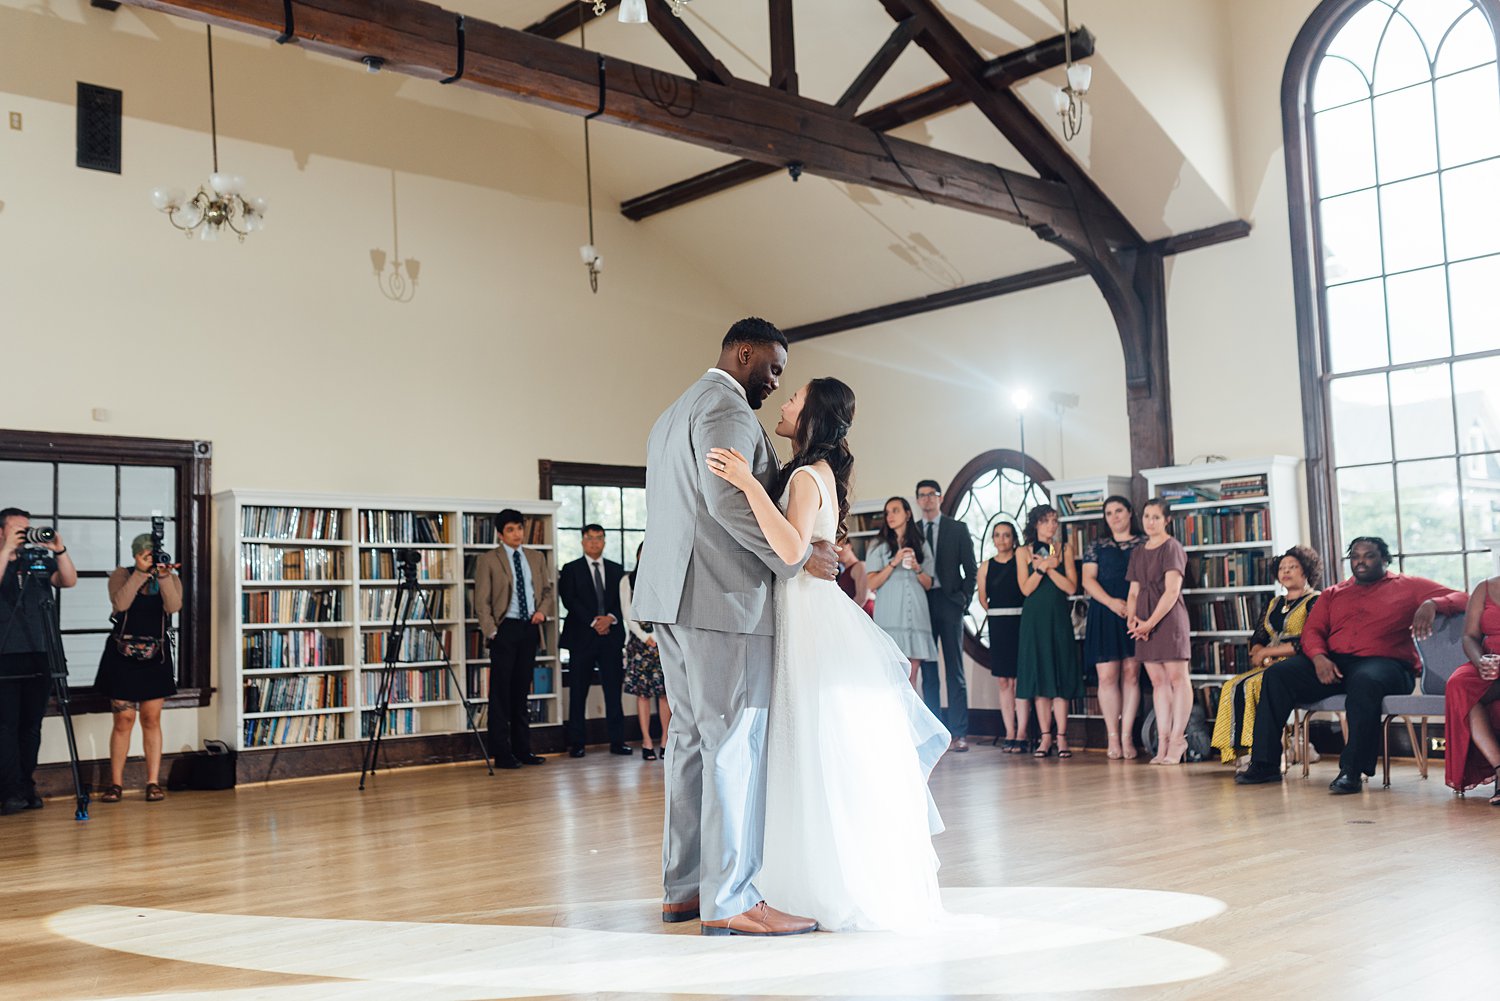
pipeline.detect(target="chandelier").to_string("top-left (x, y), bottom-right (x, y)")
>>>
top-left (598, 0), bottom-right (691, 21)
top-left (1052, 0), bottom-right (1092, 142)
top-left (150, 26), bottom-right (267, 241)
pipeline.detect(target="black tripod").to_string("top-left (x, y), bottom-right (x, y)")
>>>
top-left (358, 552), bottom-right (492, 790)
top-left (0, 565), bottom-right (89, 820)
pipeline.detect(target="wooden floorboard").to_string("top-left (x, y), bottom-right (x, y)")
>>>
top-left (2, 745), bottom-right (1495, 1000)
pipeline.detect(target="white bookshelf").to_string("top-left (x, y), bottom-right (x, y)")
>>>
top-left (1141, 456), bottom-right (1302, 688)
top-left (216, 491), bottom-right (559, 753)
top-left (844, 498), bottom-right (886, 561)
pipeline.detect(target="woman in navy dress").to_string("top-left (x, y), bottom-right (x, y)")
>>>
top-left (1081, 496), bottom-right (1145, 760)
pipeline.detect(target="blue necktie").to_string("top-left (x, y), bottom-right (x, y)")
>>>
top-left (513, 549), bottom-right (529, 618)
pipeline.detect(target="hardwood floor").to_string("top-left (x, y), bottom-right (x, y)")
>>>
top-left (2, 743), bottom-right (1495, 1000)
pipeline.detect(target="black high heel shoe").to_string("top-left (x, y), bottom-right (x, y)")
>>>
top-left (1033, 732), bottom-right (1055, 758)
top-left (641, 747), bottom-right (658, 762)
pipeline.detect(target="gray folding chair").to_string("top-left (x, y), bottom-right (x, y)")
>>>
top-left (1382, 612), bottom-right (1469, 787)
top-left (1293, 695), bottom-right (1346, 778)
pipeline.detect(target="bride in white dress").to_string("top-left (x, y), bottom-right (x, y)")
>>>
top-left (706, 377), bottom-right (950, 932)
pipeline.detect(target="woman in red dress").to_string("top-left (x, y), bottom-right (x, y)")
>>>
top-left (1444, 574), bottom-right (1500, 802)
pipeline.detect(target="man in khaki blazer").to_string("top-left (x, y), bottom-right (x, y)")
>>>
top-left (474, 508), bottom-right (555, 768)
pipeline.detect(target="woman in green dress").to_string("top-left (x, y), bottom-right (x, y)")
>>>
top-left (1016, 505), bottom-right (1081, 758)
top-left (1209, 546), bottom-right (1322, 768)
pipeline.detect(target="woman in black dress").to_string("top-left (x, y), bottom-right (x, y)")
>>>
top-left (977, 522), bottom-right (1025, 752)
top-left (95, 534), bottom-right (180, 803)
top-left (1081, 496), bottom-right (1146, 760)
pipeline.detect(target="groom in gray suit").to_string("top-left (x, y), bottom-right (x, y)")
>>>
top-left (632, 317), bottom-right (839, 937)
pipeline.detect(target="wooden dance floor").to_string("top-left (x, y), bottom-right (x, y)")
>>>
top-left (2, 743), bottom-right (1495, 1000)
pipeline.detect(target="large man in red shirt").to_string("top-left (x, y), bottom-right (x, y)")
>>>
top-left (1237, 537), bottom-right (1467, 794)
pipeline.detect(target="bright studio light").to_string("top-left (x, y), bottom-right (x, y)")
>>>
top-left (1011, 388), bottom-right (1034, 411)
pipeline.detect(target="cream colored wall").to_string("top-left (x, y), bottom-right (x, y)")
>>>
top-left (1, 2), bottom-right (746, 763)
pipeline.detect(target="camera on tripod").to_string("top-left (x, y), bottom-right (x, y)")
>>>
top-left (394, 548), bottom-right (422, 578)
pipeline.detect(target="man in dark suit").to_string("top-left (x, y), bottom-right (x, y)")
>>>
top-left (560, 523), bottom-right (629, 758)
top-left (914, 479), bottom-right (978, 751)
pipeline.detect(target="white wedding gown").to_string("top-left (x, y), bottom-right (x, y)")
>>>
top-left (757, 466), bottom-right (951, 931)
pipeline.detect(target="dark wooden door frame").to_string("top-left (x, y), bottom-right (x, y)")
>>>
top-left (538, 460), bottom-right (647, 498)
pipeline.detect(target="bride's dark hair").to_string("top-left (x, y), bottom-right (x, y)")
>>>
top-left (771, 377), bottom-right (856, 538)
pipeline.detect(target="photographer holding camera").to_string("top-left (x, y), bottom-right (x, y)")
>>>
top-left (94, 532), bottom-right (180, 804)
top-left (0, 507), bottom-right (77, 816)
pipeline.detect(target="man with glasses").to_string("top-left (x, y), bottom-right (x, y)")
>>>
top-left (913, 480), bottom-right (977, 751)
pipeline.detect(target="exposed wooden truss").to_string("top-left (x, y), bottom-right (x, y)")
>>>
top-left (621, 25), bottom-right (1095, 221)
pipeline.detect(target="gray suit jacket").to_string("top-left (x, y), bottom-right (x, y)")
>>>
top-left (632, 374), bottom-right (803, 636)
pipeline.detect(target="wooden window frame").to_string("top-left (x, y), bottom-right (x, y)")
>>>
top-left (0, 429), bottom-right (212, 713)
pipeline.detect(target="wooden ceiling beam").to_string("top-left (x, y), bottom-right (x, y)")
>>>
top-left (784, 219), bottom-right (1250, 343)
top-left (620, 26), bottom-right (1092, 221)
top-left (646, 1), bottom-right (733, 84)
top-left (114, 0), bottom-right (1088, 237)
top-left (525, 0), bottom-right (620, 40)
top-left (768, 0), bottom-right (797, 94)
top-left (836, 16), bottom-right (918, 114)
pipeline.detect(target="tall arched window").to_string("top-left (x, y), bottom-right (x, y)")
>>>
top-left (1287, 0), bottom-right (1500, 589)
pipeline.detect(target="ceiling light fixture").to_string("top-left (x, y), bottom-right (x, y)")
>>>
top-left (1053, 0), bottom-right (1092, 142)
top-left (150, 27), bottom-right (266, 241)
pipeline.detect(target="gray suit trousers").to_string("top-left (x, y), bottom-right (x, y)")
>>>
top-left (656, 622), bottom-right (773, 921)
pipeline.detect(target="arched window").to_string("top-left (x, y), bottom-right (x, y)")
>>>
top-left (942, 449), bottom-right (1053, 663)
top-left (1286, 0), bottom-right (1500, 589)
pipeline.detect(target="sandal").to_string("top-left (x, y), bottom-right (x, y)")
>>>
top-left (1057, 738), bottom-right (1073, 759)
top-left (641, 747), bottom-right (657, 762)
top-left (1106, 731), bottom-right (1122, 760)
top-left (1490, 766), bottom-right (1500, 806)
top-left (1033, 732), bottom-right (1055, 758)
top-left (98, 784), bottom-right (122, 803)
top-left (145, 783), bottom-right (165, 803)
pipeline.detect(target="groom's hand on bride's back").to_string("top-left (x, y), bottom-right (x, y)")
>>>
top-left (803, 540), bottom-right (840, 581)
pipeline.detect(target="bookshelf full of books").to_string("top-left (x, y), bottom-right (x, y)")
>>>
top-left (1140, 456), bottom-right (1303, 710)
top-left (217, 491), bottom-right (559, 753)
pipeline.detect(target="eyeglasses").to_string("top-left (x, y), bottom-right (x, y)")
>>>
top-left (916, 491), bottom-right (939, 499)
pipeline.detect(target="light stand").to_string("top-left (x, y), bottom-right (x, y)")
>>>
top-left (358, 551), bottom-right (493, 790)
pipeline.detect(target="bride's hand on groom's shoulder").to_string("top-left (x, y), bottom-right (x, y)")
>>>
top-left (706, 446), bottom-right (754, 490)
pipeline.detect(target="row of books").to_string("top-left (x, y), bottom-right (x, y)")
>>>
top-left (360, 669), bottom-right (452, 704)
top-left (1056, 490), bottom-right (1104, 516)
top-left (1185, 552), bottom-right (1279, 589)
top-left (242, 589), bottom-right (343, 625)
top-left (242, 506), bottom-right (345, 541)
top-left (362, 630), bottom-right (450, 664)
top-left (466, 665), bottom-right (554, 698)
top-left (360, 586), bottom-right (452, 621)
top-left (1173, 509), bottom-right (1272, 547)
top-left (1192, 640), bottom-right (1255, 676)
top-left (243, 630), bottom-right (346, 670)
top-left (360, 549), bottom-right (450, 581)
top-left (244, 713), bottom-right (344, 747)
top-left (242, 545), bottom-right (347, 582)
top-left (361, 709), bottom-right (419, 738)
top-left (461, 517), bottom-right (550, 548)
top-left (1188, 594), bottom-right (1265, 632)
top-left (360, 510), bottom-right (448, 544)
top-left (1218, 474), bottom-right (1268, 499)
top-left (243, 674), bottom-right (348, 714)
top-left (1159, 484), bottom-right (1220, 503)
top-left (1064, 520), bottom-right (1105, 560)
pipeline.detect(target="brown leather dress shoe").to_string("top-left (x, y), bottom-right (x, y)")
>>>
top-left (661, 895), bottom-right (700, 923)
top-left (700, 901), bottom-right (818, 937)
top-left (950, 737), bottom-right (969, 752)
